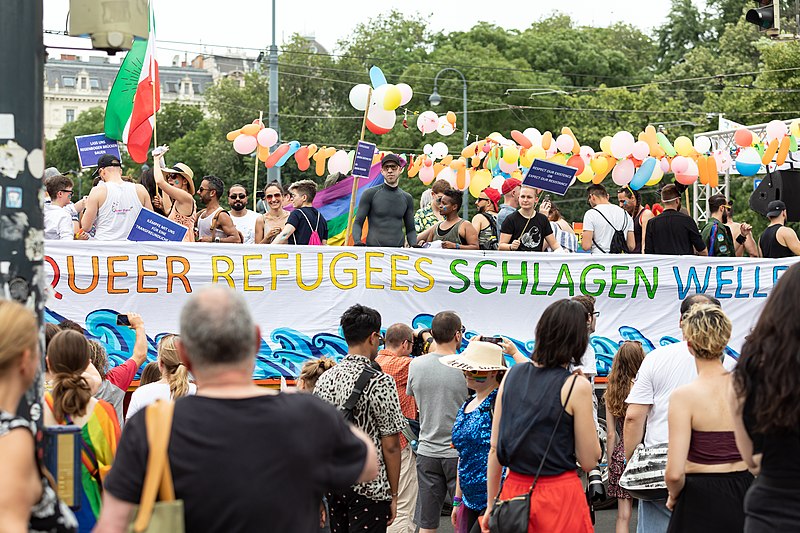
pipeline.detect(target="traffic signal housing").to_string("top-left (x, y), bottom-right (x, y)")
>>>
top-left (746, 0), bottom-right (780, 35)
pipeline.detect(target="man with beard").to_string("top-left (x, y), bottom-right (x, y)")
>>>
top-left (617, 188), bottom-right (654, 254)
top-left (701, 194), bottom-right (752, 257)
top-left (353, 154), bottom-right (417, 247)
top-left (195, 176), bottom-right (242, 243)
top-left (228, 184), bottom-right (265, 244)
top-left (499, 185), bottom-right (561, 252)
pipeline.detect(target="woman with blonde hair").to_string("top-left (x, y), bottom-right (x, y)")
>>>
top-left (126, 334), bottom-right (196, 420)
top-left (0, 300), bottom-right (78, 531)
top-left (605, 341), bottom-right (646, 533)
top-left (44, 329), bottom-right (120, 532)
top-left (665, 304), bottom-right (753, 532)
top-left (297, 357), bottom-right (336, 392)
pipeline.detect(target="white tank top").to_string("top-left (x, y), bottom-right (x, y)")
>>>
top-left (94, 181), bottom-right (143, 241)
top-left (230, 210), bottom-right (260, 244)
top-left (197, 207), bottom-right (224, 239)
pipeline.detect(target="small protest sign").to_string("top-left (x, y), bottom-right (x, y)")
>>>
top-left (75, 134), bottom-right (121, 169)
top-left (352, 141), bottom-right (377, 178)
top-left (127, 208), bottom-right (188, 242)
top-left (522, 159), bottom-right (578, 196)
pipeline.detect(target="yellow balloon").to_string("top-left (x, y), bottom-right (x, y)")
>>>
top-left (674, 136), bottom-right (695, 157)
top-left (383, 85), bottom-right (402, 110)
top-left (241, 124), bottom-right (261, 136)
top-left (519, 152), bottom-right (534, 168)
top-left (791, 119), bottom-right (800, 137)
top-left (590, 157), bottom-right (608, 175)
top-left (503, 146), bottom-right (520, 164)
top-left (577, 167), bottom-right (594, 183)
top-left (528, 146), bottom-right (546, 160)
top-left (646, 164), bottom-right (664, 186)
top-left (548, 153), bottom-right (567, 165)
top-left (599, 136), bottom-right (613, 155)
top-left (469, 169), bottom-right (492, 198)
top-left (511, 170), bottom-right (523, 181)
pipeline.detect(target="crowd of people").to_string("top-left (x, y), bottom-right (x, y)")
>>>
top-left (42, 150), bottom-right (800, 258)
top-left (0, 261), bottom-right (797, 531)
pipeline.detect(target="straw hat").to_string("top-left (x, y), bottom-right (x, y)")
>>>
top-left (161, 163), bottom-right (195, 195)
top-left (440, 341), bottom-right (507, 372)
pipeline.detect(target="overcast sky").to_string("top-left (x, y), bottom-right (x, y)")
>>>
top-left (44, 0), bottom-right (688, 64)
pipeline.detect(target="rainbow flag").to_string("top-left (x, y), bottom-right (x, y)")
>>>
top-left (314, 163), bottom-right (384, 246)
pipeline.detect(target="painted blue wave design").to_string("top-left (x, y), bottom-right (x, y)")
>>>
top-left (45, 308), bottom-right (740, 380)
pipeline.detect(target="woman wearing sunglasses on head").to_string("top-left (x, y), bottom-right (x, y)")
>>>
top-left (260, 181), bottom-right (290, 244)
top-left (441, 341), bottom-right (506, 533)
top-left (152, 147), bottom-right (197, 242)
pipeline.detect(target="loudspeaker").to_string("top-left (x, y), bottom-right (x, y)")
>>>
top-left (750, 170), bottom-right (800, 222)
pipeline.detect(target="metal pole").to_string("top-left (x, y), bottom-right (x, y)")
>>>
top-left (0, 0), bottom-right (45, 423)
top-left (461, 77), bottom-right (469, 220)
top-left (268, 0), bottom-right (280, 184)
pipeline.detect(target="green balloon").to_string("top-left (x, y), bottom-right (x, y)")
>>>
top-left (791, 136), bottom-right (798, 152)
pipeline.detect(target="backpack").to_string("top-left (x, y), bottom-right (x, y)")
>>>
top-left (591, 207), bottom-right (627, 254)
top-left (340, 365), bottom-right (380, 423)
top-left (296, 208), bottom-right (323, 245)
top-left (479, 212), bottom-right (499, 251)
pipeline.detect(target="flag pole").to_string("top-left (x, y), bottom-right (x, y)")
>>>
top-left (254, 111), bottom-right (263, 211)
top-left (345, 87), bottom-right (372, 246)
top-left (150, 0), bottom-right (160, 196)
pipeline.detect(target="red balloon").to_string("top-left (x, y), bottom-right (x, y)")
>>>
top-left (566, 154), bottom-right (585, 174)
top-left (265, 144), bottom-right (290, 168)
top-left (294, 146), bottom-right (310, 171)
top-left (734, 128), bottom-right (753, 148)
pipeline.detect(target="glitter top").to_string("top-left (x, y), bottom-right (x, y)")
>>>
top-left (452, 389), bottom-right (498, 511)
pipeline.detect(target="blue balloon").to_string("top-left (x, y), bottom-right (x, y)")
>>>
top-left (629, 157), bottom-right (657, 190)
top-left (369, 66), bottom-right (387, 88)
top-left (275, 140), bottom-right (301, 168)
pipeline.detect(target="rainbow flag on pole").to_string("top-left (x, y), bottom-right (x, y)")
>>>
top-left (314, 163), bottom-right (385, 246)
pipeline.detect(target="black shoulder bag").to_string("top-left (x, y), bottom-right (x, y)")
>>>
top-left (488, 375), bottom-right (578, 533)
top-left (339, 365), bottom-right (380, 423)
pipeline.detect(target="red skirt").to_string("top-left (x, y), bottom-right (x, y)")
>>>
top-left (499, 470), bottom-right (593, 533)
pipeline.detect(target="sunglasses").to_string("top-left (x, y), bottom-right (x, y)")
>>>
top-left (463, 369), bottom-right (492, 377)
top-left (60, 189), bottom-right (73, 195)
top-left (592, 311), bottom-right (600, 317)
top-left (477, 197), bottom-right (489, 202)
top-left (265, 193), bottom-right (282, 200)
top-left (229, 194), bottom-right (247, 200)
top-left (197, 187), bottom-right (209, 193)
top-left (383, 165), bottom-right (400, 171)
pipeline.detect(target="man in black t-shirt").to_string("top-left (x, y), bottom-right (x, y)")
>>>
top-left (97, 287), bottom-right (377, 533)
top-left (644, 184), bottom-right (707, 256)
top-left (499, 185), bottom-right (561, 252)
top-left (272, 179), bottom-right (329, 245)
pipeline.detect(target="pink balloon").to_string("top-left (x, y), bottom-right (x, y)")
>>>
top-left (610, 131), bottom-right (635, 159)
top-left (675, 173), bottom-right (697, 185)
top-left (659, 157), bottom-right (670, 173)
top-left (257, 128), bottom-right (278, 148)
top-left (612, 159), bottom-right (635, 186)
top-left (713, 151), bottom-right (731, 171)
top-left (233, 135), bottom-right (257, 155)
top-left (419, 164), bottom-right (435, 185)
top-left (417, 111), bottom-right (438, 134)
top-left (498, 159), bottom-right (518, 174)
top-left (685, 158), bottom-right (699, 177)
top-left (766, 119), bottom-right (787, 141)
top-left (579, 145), bottom-right (595, 159)
top-left (671, 156), bottom-right (689, 174)
top-left (555, 134), bottom-right (575, 153)
top-left (631, 141), bottom-right (650, 161)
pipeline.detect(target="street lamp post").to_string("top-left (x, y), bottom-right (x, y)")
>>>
top-left (429, 68), bottom-right (469, 219)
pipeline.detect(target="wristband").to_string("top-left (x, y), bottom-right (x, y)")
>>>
top-left (736, 234), bottom-right (746, 245)
top-left (456, 243), bottom-right (460, 249)
top-left (452, 496), bottom-right (463, 507)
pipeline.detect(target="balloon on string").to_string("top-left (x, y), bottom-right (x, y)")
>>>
top-left (502, 146), bottom-right (520, 164)
top-left (736, 147), bottom-right (761, 176)
top-left (446, 111), bottom-right (457, 126)
top-left (257, 127), bottom-right (279, 148)
top-left (766, 119), bottom-right (787, 141)
top-left (555, 134), bottom-right (575, 154)
top-left (673, 136), bottom-right (694, 157)
top-left (417, 111), bottom-right (438, 135)
top-left (437, 115), bottom-right (456, 136)
top-left (576, 166), bottom-right (594, 183)
top-left (631, 141), bottom-right (650, 161)
top-left (611, 158), bottom-right (635, 186)
top-left (734, 128), bottom-right (753, 147)
top-left (671, 156), bottom-right (689, 175)
top-left (693, 136), bottom-right (711, 154)
top-left (610, 131), bottom-right (635, 159)
top-left (469, 169), bottom-right (493, 198)
top-left (233, 134), bottom-right (257, 155)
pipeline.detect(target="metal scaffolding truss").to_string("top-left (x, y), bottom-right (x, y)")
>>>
top-left (692, 118), bottom-right (800, 224)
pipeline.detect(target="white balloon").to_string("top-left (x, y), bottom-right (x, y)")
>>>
top-left (437, 167), bottom-right (457, 187)
top-left (694, 136), bottom-right (712, 154)
top-left (349, 84), bottom-right (371, 111)
top-left (490, 175), bottom-right (506, 192)
top-left (523, 127), bottom-right (542, 148)
top-left (437, 115), bottom-right (455, 136)
top-left (432, 142), bottom-right (449, 160)
top-left (397, 83), bottom-right (414, 105)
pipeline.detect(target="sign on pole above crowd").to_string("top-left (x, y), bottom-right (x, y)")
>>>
top-left (523, 159), bottom-right (578, 196)
top-left (352, 141), bottom-right (377, 179)
top-left (74, 133), bottom-right (122, 168)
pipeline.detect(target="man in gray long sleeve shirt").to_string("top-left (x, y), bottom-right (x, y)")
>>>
top-left (353, 154), bottom-right (417, 247)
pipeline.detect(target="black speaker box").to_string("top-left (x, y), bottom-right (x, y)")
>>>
top-left (750, 170), bottom-right (800, 222)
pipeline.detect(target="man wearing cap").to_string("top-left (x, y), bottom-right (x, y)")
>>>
top-left (701, 194), bottom-right (753, 257)
top-left (759, 200), bottom-right (800, 258)
top-left (228, 184), bottom-right (265, 244)
top-left (471, 187), bottom-right (500, 250)
top-left (644, 184), bottom-right (707, 256)
top-left (81, 153), bottom-right (152, 240)
top-left (495, 178), bottom-right (521, 238)
top-left (353, 154), bottom-right (417, 247)
top-left (153, 150), bottom-right (197, 242)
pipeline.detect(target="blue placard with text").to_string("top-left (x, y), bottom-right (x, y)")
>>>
top-left (127, 208), bottom-right (188, 242)
top-left (522, 159), bottom-right (578, 196)
top-left (352, 141), bottom-right (377, 178)
top-left (75, 133), bottom-right (121, 168)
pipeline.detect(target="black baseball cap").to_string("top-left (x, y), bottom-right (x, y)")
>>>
top-left (93, 153), bottom-right (122, 176)
top-left (767, 200), bottom-right (786, 217)
top-left (381, 153), bottom-right (405, 168)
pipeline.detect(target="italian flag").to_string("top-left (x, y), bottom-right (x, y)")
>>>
top-left (104, 4), bottom-right (159, 164)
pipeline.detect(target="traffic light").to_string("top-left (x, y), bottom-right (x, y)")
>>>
top-left (746, 0), bottom-right (780, 35)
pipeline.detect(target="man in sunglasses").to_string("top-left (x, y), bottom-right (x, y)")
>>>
top-left (228, 184), bottom-right (265, 244)
top-left (701, 194), bottom-right (753, 257)
top-left (407, 311), bottom-right (469, 533)
top-left (44, 174), bottom-right (77, 240)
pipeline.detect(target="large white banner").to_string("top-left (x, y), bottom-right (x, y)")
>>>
top-left (44, 242), bottom-right (798, 378)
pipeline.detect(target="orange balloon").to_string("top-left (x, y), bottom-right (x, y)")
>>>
top-left (592, 156), bottom-right (615, 184)
top-left (698, 156), bottom-right (709, 185)
top-left (566, 154), bottom-right (585, 174)
top-left (226, 130), bottom-right (241, 141)
top-left (306, 144), bottom-right (318, 159)
top-left (408, 156), bottom-right (423, 178)
top-left (446, 111), bottom-right (457, 125)
top-left (762, 139), bottom-right (779, 166)
top-left (265, 143), bottom-right (290, 168)
top-left (257, 144), bottom-right (270, 162)
top-left (706, 156), bottom-right (718, 187)
top-left (541, 131), bottom-right (553, 151)
top-left (313, 146), bottom-right (335, 176)
top-left (471, 155), bottom-right (481, 168)
top-left (461, 142), bottom-right (479, 158)
top-left (433, 163), bottom-right (444, 176)
top-left (241, 123), bottom-right (261, 136)
top-left (561, 127), bottom-right (580, 154)
top-left (294, 146), bottom-right (310, 171)
top-left (734, 128), bottom-right (753, 148)
top-left (450, 158), bottom-right (466, 170)
top-left (640, 125), bottom-right (665, 158)
top-left (777, 136), bottom-right (791, 166)
top-left (510, 130), bottom-right (533, 149)
top-left (456, 167), bottom-right (467, 190)
top-left (440, 155), bottom-right (453, 166)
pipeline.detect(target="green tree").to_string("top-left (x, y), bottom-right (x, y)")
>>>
top-left (655, 0), bottom-right (709, 72)
top-left (156, 102), bottom-right (205, 146)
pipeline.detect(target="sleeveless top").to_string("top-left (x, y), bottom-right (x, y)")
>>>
top-left (632, 208), bottom-right (644, 254)
top-left (0, 411), bottom-right (78, 532)
top-left (497, 364), bottom-right (577, 476)
top-left (759, 225), bottom-right (794, 258)
top-left (686, 430), bottom-right (742, 465)
top-left (477, 213), bottom-right (498, 249)
top-left (196, 207), bottom-right (224, 240)
top-left (167, 202), bottom-right (197, 242)
top-left (452, 389), bottom-right (498, 511)
top-left (433, 219), bottom-right (465, 244)
top-left (231, 210), bottom-right (261, 244)
top-left (93, 181), bottom-right (143, 240)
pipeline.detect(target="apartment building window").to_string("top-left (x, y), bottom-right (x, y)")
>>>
top-left (62, 76), bottom-right (76, 88)
top-left (65, 109), bottom-right (75, 123)
top-left (90, 78), bottom-right (100, 89)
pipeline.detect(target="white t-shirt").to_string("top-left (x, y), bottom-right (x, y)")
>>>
top-left (231, 209), bottom-right (260, 244)
top-left (582, 203), bottom-right (634, 254)
top-left (571, 343), bottom-right (597, 377)
top-left (126, 381), bottom-right (197, 421)
top-left (625, 341), bottom-right (737, 447)
top-left (44, 203), bottom-right (74, 240)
